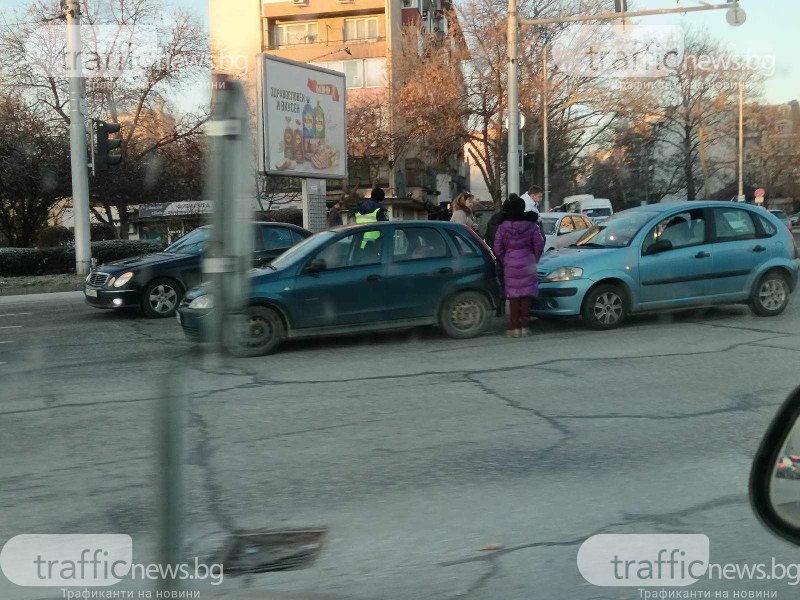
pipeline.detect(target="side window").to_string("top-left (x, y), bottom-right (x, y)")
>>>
top-left (758, 216), bottom-right (778, 237)
top-left (261, 227), bottom-right (295, 251)
top-left (313, 230), bottom-right (383, 270)
top-left (581, 217), bottom-right (594, 229)
top-left (393, 227), bottom-right (450, 261)
top-left (448, 230), bottom-right (479, 256)
top-left (713, 208), bottom-right (757, 242)
top-left (559, 218), bottom-right (575, 235)
top-left (572, 216), bottom-right (589, 231)
top-left (643, 209), bottom-right (707, 254)
top-left (290, 230), bottom-right (307, 244)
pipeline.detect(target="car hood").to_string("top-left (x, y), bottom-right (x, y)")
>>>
top-left (100, 252), bottom-right (191, 272)
top-left (538, 247), bottom-right (623, 272)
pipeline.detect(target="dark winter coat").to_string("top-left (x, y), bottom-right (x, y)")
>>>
top-left (492, 220), bottom-right (545, 298)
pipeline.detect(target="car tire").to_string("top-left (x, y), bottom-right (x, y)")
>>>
top-left (141, 278), bottom-right (182, 318)
top-left (440, 291), bottom-right (491, 339)
top-left (750, 272), bottom-right (790, 317)
top-left (582, 283), bottom-right (628, 330)
top-left (225, 306), bottom-right (285, 357)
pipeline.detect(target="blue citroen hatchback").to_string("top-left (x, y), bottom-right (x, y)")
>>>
top-left (178, 221), bottom-right (500, 355)
top-left (534, 202), bottom-right (799, 329)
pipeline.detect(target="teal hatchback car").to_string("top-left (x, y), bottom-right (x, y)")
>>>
top-left (534, 202), bottom-right (799, 329)
top-left (178, 221), bottom-right (500, 355)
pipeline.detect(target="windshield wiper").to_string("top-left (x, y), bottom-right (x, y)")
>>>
top-left (572, 242), bottom-right (607, 248)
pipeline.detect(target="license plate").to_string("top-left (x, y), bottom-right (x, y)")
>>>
top-left (85, 288), bottom-right (98, 298)
top-left (176, 312), bottom-right (182, 325)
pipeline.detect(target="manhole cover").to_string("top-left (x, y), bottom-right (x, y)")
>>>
top-left (213, 528), bottom-right (327, 574)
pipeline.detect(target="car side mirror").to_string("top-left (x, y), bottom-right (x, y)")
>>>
top-left (750, 385), bottom-right (800, 546)
top-left (645, 239), bottom-right (673, 255)
top-left (304, 258), bottom-right (327, 274)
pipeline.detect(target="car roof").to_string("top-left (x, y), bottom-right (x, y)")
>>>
top-left (625, 201), bottom-right (769, 214)
top-left (328, 220), bottom-right (466, 232)
top-left (540, 212), bottom-right (585, 218)
top-left (197, 222), bottom-right (311, 233)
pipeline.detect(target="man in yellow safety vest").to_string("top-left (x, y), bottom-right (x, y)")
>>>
top-left (354, 187), bottom-right (389, 246)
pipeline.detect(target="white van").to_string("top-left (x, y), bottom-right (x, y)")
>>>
top-left (560, 195), bottom-right (613, 224)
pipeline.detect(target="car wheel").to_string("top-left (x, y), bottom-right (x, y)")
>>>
top-left (141, 278), bottom-right (182, 318)
top-left (225, 306), bottom-right (285, 357)
top-left (582, 284), bottom-right (627, 330)
top-left (750, 272), bottom-right (790, 317)
top-left (440, 291), bottom-right (491, 339)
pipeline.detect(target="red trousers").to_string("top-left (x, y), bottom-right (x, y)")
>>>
top-left (507, 297), bottom-right (532, 330)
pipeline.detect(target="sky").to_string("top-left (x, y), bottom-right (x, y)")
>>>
top-left (0, 0), bottom-right (797, 105)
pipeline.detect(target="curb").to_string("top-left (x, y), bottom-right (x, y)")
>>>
top-left (0, 283), bottom-right (84, 296)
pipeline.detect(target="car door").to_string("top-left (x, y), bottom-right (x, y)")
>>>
top-left (255, 225), bottom-right (298, 266)
top-left (707, 207), bottom-right (768, 298)
top-left (382, 226), bottom-right (456, 320)
top-left (290, 228), bottom-right (387, 329)
top-left (638, 208), bottom-right (713, 306)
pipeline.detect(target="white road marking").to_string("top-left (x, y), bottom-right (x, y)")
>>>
top-left (0, 313), bottom-right (32, 317)
top-left (0, 326), bottom-right (22, 330)
top-left (0, 341), bottom-right (11, 344)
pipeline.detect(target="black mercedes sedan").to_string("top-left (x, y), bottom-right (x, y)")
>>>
top-left (84, 222), bottom-right (311, 318)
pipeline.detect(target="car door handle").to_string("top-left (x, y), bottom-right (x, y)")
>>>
top-left (366, 274), bottom-right (381, 282)
top-left (695, 251), bottom-right (710, 259)
top-left (439, 267), bottom-right (454, 275)
top-left (752, 245), bottom-right (767, 253)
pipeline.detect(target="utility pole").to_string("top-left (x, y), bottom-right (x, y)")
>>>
top-left (738, 80), bottom-right (746, 201)
top-left (542, 44), bottom-right (550, 212)
top-left (506, 0), bottom-right (520, 197)
top-left (64, 0), bottom-right (92, 275)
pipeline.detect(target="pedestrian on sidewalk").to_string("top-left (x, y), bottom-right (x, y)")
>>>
top-left (450, 192), bottom-right (478, 232)
top-left (326, 199), bottom-right (343, 228)
top-left (492, 194), bottom-right (545, 338)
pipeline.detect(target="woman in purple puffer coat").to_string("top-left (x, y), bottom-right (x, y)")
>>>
top-left (492, 194), bottom-right (545, 337)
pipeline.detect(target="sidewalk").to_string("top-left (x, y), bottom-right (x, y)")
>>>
top-left (0, 274), bottom-right (85, 296)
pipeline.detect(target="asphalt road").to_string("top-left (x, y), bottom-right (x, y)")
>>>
top-left (3, 291), bottom-right (800, 599)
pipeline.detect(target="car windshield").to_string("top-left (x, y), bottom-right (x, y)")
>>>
top-left (573, 210), bottom-right (656, 248)
top-left (269, 231), bottom-right (334, 270)
top-left (163, 227), bottom-right (210, 255)
top-left (771, 210), bottom-right (788, 219)
top-left (583, 207), bottom-right (612, 218)
top-left (540, 218), bottom-right (559, 236)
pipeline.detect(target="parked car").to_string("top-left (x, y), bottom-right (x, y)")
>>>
top-left (84, 222), bottom-right (311, 318)
top-left (769, 209), bottom-right (793, 229)
top-left (177, 221), bottom-right (500, 356)
top-left (539, 212), bottom-right (594, 253)
top-left (533, 201), bottom-right (799, 329)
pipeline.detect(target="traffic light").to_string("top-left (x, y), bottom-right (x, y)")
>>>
top-left (614, 0), bottom-right (628, 11)
top-left (94, 120), bottom-right (122, 171)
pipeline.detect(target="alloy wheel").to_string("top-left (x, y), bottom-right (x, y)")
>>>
top-left (592, 291), bottom-right (623, 326)
top-left (759, 279), bottom-right (787, 312)
top-left (148, 284), bottom-right (178, 314)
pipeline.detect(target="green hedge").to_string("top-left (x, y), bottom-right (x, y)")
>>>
top-left (0, 240), bottom-right (164, 277)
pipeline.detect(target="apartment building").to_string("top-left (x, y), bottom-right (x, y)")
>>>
top-left (209, 0), bottom-right (468, 205)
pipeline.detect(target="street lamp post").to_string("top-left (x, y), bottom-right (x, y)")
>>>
top-left (738, 80), bottom-right (746, 201)
top-left (506, 0), bottom-right (520, 197)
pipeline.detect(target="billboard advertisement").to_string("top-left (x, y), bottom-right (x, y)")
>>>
top-left (257, 55), bottom-right (347, 179)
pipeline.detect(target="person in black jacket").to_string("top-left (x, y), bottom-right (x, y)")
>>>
top-left (484, 199), bottom-right (512, 248)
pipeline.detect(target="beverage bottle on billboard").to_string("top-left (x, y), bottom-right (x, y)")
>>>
top-left (293, 121), bottom-right (305, 164)
top-left (315, 101), bottom-right (326, 149)
top-left (283, 117), bottom-right (294, 160)
top-left (302, 100), bottom-right (315, 158)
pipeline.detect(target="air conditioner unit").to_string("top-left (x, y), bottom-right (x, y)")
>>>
top-left (338, 0), bottom-right (353, 3)
top-left (292, 0), bottom-right (308, 5)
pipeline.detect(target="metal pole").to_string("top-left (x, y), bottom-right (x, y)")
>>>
top-left (65, 0), bottom-right (92, 275)
top-left (738, 81), bottom-right (745, 201)
top-left (506, 0), bottom-right (519, 197)
top-left (521, 2), bottom-right (738, 26)
top-left (542, 44), bottom-right (550, 212)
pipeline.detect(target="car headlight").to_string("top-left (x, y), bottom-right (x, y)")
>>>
top-left (107, 277), bottom-right (116, 287)
top-left (544, 267), bottom-right (583, 282)
top-left (114, 272), bottom-right (134, 288)
top-left (85, 274), bottom-right (91, 283)
top-left (188, 295), bottom-right (214, 310)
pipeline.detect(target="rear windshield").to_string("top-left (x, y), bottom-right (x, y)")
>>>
top-left (583, 208), bottom-right (612, 218)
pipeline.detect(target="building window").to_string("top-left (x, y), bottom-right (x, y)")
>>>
top-left (275, 22), bottom-right (318, 46)
top-left (344, 17), bottom-right (379, 41)
top-left (314, 58), bottom-right (386, 89)
top-left (364, 58), bottom-right (386, 87)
